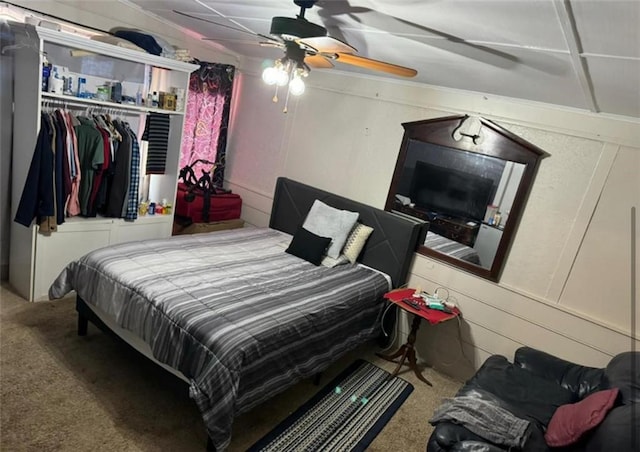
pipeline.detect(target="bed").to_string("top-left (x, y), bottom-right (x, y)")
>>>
top-left (423, 231), bottom-right (481, 265)
top-left (48, 177), bottom-right (425, 451)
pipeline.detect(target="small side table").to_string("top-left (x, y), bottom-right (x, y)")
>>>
top-left (376, 288), bottom-right (460, 386)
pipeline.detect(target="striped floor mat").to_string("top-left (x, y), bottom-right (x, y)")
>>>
top-left (248, 360), bottom-right (414, 452)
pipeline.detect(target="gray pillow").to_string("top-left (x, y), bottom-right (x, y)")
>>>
top-left (302, 200), bottom-right (359, 258)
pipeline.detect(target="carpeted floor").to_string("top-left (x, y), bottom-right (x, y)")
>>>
top-left (0, 282), bottom-right (461, 452)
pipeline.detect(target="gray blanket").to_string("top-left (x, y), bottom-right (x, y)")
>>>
top-left (430, 396), bottom-right (531, 448)
top-left (49, 227), bottom-right (390, 450)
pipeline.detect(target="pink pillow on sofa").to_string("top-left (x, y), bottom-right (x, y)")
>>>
top-left (544, 388), bottom-right (619, 447)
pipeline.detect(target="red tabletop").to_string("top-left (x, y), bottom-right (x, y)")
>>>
top-left (384, 288), bottom-right (460, 325)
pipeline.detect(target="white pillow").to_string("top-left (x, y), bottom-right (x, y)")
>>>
top-left (303, 200), bottom-right (359, 259)
top-left (321, 255), bottom-right (350, 268)
top-left (342, 223), bottom-right (374, 264)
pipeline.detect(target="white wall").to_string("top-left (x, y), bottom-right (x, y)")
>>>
top-left (227, 58), bottom-right (639, 379)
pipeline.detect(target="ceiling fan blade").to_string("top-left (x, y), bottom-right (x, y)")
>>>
top-left (305, 54), bottom-right (334, 69)
top-left (298, 36), bottom-right (356, 54)
top-left (201, 38), bottom-right (283, 49)
top-left (333, 53), bottom-right (417, 78)
top-left (173, 10), bottom-right (281, 44)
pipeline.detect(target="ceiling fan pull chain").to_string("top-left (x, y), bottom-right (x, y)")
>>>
top-left (272, 85), bottom-right (279, 103)
top-left (283, 86), bottom-right (292, 114)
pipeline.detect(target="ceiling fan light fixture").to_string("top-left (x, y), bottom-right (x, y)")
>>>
top-left (289, 75), bottom-right (305, 96)
top-left (261, 66), bottom-right (278, 85)
top-left (275, 67), bottom-right (290, 87)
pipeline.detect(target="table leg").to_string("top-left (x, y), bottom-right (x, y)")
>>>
top-left (376, 315), bottom-right (432, 386)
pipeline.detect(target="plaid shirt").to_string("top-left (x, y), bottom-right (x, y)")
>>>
top-left (124, 127), bottom-right (140, 221)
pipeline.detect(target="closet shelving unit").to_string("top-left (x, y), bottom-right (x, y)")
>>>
top-left (9, 24), bottom-right (198, 301)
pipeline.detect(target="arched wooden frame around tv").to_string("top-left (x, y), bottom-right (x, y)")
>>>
top-left (385, 115), bottom-right (548, 282)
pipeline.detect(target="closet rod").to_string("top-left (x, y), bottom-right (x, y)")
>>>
top-left (41, 101), bottom-right (138, 116)
top-left (40, 93), bottom-right (183, 116)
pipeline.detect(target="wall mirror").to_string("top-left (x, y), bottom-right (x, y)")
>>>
top-left (385, 115), bottom-right (548, 282)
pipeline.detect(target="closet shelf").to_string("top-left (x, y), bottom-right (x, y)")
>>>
top-left (41, 92), bottom-right (185, 115)
top-left (63, 214), bottom-right (173, 224)
top-left (37, 27), bottom-right (199, 73)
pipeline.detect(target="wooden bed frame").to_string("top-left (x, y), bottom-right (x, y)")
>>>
top-left (74, 177), bottom-right (426, 450)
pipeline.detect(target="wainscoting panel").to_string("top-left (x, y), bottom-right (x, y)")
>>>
top-left (226, 181), bottom-right (272, 227)
top-left (408, 255), bottom-right (636, 378)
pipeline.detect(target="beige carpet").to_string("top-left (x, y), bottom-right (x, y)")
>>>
top-left (0, 282), bottom-right (461, 451)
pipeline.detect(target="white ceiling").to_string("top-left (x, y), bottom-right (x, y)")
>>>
top-left (130, 0), bottom-right (640, 118)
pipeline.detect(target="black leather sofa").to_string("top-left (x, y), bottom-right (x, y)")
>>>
top-left (427, 346), bottom-right (639, 452)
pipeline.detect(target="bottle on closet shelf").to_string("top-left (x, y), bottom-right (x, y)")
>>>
top-left (135, 87), bottom-right (143, 106)
top-left (77, 77), bottom-right (86, 98)
top-left (41, 53), bottom-right (52, 92)
top-left (493, 211), bottom-right (502, 227)
top-left (111, 81), bottom-right (122, 103)
top-left (63, 74), bottom-right (74, 96)
top-left (152, 91), bottom-right (159, 108)
top-left (48, 67), bottom-right (64, 94)
top-left (138, 200), bottom-right (149, 216)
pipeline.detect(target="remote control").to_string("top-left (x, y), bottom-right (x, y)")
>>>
top-left (402, 298), bottom-right (422, 310)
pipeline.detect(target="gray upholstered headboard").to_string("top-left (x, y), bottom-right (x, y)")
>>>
top-left (269, 177), bottom-right (426, 288)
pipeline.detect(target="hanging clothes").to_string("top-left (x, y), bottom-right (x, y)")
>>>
top-left (105, 121), bottom-right (131, 218)
top-left (87, 117), bottom-right (112, 218)
top-left (124, 125), bottom-right (140, 221)
top-left (75, 116), bottom-right (104, 217)
top-left (142, 112), bottom-right (170, 174)
top-left (64, 111), bottom-right (82, 217)
top-left (14, 113), bottom-right (55, 228)
top-left (14, 108), bottom-right (147, 231)
top-left (52, 111), bottom-right (66, 226)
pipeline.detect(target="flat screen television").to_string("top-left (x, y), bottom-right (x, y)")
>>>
top-left (409, 161), bottom-right (494, 221)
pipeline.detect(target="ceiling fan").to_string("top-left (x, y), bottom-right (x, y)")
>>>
top-left (174, 0), bottom-right (417, 86)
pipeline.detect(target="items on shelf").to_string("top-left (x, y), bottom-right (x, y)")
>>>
top-left (159, 92), bottom-right (176, 110)
top-left (484, 204), bottom-right (498, 223)
top-left (137, 198), bottom-right (173, 217)
top-left (173, 48), bottom-right (192, 62)
top-left (172, 87), bottom-right (186, 111)
top-left (40, 63), bottom-right (182, 111)
top-left (41, 53), bottom-right (52, 91)
top-left (77, 77), bottom-right (86, 97)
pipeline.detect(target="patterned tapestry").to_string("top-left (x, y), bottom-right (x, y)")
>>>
top-left (179, 62), bottom-right (235, 187)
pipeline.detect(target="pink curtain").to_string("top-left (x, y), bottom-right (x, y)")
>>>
top-left (179, 62), bottom-right (234, 186)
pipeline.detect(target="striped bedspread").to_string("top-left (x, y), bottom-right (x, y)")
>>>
top-left (424, 231), bottom-right (481, 265)
top-left (49, 227), bottom-right (390, 450)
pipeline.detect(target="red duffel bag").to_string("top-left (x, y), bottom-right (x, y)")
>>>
top-left (176, 182), bottom-right (242, 223)
top-left (175, 159), bottom-right (242, 223)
